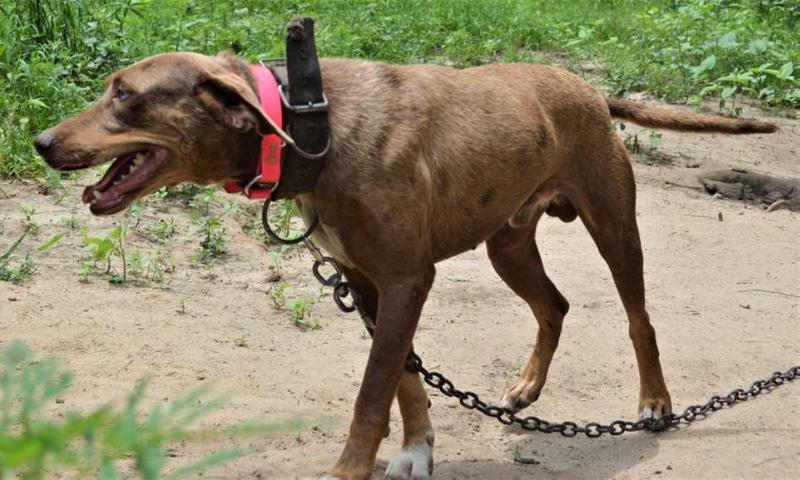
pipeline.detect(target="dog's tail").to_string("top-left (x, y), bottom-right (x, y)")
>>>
top-left (606, 97), bottom-right (777, 134)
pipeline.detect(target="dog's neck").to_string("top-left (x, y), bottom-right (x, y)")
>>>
top-left (224, 55), bottom-right (266, 184)
top-left (231, 129), bottom-right (262, 183)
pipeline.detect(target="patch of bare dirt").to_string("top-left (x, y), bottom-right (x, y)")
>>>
top-left (1, 102), bottom-right (798, 479)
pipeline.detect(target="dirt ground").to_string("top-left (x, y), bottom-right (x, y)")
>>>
top-left (1, 101), bottom-right (798, 479)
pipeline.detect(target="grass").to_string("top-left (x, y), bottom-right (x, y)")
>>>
top-left (0, 0), bottom-right (797, 180)
top-left (0, 222), bottom-right (62, 285)
top-left (0, 341), bottom-right (301, 478)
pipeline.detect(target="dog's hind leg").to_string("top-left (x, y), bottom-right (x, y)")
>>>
top-left (573, 138), bottom-right (672, 420)
top-left (487, 219), bottom-right (570, 413)
top-left (341, 267), bottom-right (434, 480)
top-left (386, 373), bottom-right (435, 479)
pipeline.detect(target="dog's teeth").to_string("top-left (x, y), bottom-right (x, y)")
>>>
top-left (93, 191), bottom-right (103, 200)
top-left (133, 153), bottom-right (145, 166)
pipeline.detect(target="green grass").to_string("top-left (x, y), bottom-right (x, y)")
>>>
top-left (0, 0), bottom-right (797, 179)
top-left (0, 341), bottom-right (302, 479)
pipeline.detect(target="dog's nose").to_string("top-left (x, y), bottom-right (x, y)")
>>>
top-left (34, 130), bottom-right (55, 155)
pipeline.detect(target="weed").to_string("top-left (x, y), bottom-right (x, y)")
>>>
top-left (195, 215), bottom-right (229, 266)
top-left (0, 249), bottom-right (36, 284)
top-left (267, 251), bottom-right (282, 281)
top-left (166, 183), bottom-right (205, 205)
top-left (177, 296), bottom-right (187, 315)
top-left (148, 217), bottom-right (177, 243)
top-left (268, 281), bottom-right (290, 310)
top-left (191, 188), bottom-right (231, 267)
top-left (128, 249), bottom-right (144, 279)
top-left (40, 166), bottom-right (66, 200)
top-left (1, 229), bottom-right (63, 284)
top-left (289, 297), bottom-right (321, 331)
top-left (236, 202), bottom-right (269, 244)
top-left (234, 335), bottom-right (249, 348)
top-left (128, 200), bottom-right (143, 227)
top-left (0, 341), bottom-right (299, 478)
top-left (2, 1), bottom-right (797, 182)
top-left (147, 248), bottom-right (175, 283)
top-left (63, 213), bottom-right (80, 230)
top-left (620, 125), bottom-right (664, 158)
top-left (79, 221), bottom-right (129, 283)
top-left (266, 199), bottom-right (303, 242)
top-left (20, 205), bottom-right (39, 236)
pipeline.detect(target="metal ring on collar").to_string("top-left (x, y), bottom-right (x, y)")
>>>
top-left (333, 283), bottom-right (357, 313)
top-left (261, 199), bottom-right (319, 245)
top-left (312, 258), bottom-right (341, 287)
top-left (284, 124), bottom-right (332, 160)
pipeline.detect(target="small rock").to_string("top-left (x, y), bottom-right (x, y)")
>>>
top-left (717, 212), bottom-right (723, 222)
top-left (196, 374), bottom-right (206, 381)
top-left (55, 398), bottom-right (65, 404)
top-left (8, 297), bottom-right (17, 302)
top-left (739, 304), bottom-right (750, 309)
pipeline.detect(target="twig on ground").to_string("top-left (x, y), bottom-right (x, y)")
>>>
top-left (665, 181), bottom-right (703, 191)
top-left (738, 289), bottom-right (800, 299)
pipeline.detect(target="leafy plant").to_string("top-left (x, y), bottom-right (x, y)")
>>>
top-left (147, 248), bottom-right (175, 283)
top-left (0, 228), bottom-right (63, 284)
top-left (2, 0), bottom-right (797, 183)
top-left (63, 213), bottom-right (81, 230)
top-left (289, 298), bottom-right (321, 331)
top-left (0, 230), bottom-right (36, 284)
top-left (191, 188), bottom-right (231, 267)
top-left (0, 340), bottom-right (302, 479)
top-left (266, 251), bottom-right (282, 281)
top-left (268, 282), bottom-right (290, 310)
top-left (265, 200), bottom-right (303, 243)
top-left (147, 218), bottom-right (177, 243)
top-left (79, 222), bottom-right (128, 283)
top-left (20, 205), bottom-right (39, 237)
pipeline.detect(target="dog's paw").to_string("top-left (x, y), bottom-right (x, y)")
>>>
top-left (500, 377), bottom-right (543, 413)
top-left (384, 432), bottom-right (434, 480)
top-left (639, 395), bottom-right (672, 421)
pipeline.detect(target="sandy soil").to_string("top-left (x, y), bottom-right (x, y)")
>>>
top-left (1, 103), bottom-right (798, 479)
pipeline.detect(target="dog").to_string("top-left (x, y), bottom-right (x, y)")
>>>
top-left (35, 50), bottom-right (776, 479)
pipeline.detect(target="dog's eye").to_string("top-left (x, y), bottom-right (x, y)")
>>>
top-left (115, 88), bottom-right (131, 101)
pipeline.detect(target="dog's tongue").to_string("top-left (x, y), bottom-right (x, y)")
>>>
top-left (82, 148), bottom-right (167, 210)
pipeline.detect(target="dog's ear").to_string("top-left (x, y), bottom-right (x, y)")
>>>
top-left (194, 71), bottom-right (280, 136)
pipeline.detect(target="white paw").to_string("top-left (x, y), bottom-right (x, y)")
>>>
top-left (500, 388), bottom-right (540, 413)
top-left (384, 433), bottom-right (434, 480)
top-left (499, 392), bottom-right (516, 411)
top-left (639, 404), bottom-right (664, 421)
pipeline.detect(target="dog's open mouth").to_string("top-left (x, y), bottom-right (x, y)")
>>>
top-left (82, 147), bottom-right (168, 215)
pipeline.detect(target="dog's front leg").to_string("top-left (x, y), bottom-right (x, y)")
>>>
top-left (342, 267), bottom-right (435, 479)
top-left (330, 267), bottom-right (435, 480)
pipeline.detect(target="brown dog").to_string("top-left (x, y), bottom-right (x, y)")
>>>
top-left (35, 51), bottom-right (776, 479)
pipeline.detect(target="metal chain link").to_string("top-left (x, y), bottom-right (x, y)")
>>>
top-left (406, 353), bottom-right (799, 437)
top-left (297, 233), bottom-right (799, 438)
top-left (304, 237), bottom-right (375, 329)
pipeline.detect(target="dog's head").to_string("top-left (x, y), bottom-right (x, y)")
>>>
top-left (35, 52), bottom-right (278, 215)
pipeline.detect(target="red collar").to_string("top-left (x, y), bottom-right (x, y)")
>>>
top-left (223, 63), bottom-right (283, 199)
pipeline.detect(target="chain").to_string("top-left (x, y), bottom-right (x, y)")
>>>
top-left (291, 227), bottom-right (799, 439)
top-left (406, 354), bottom-right (799, 437)
top-left (303, 237), bottom-right (376, 329)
